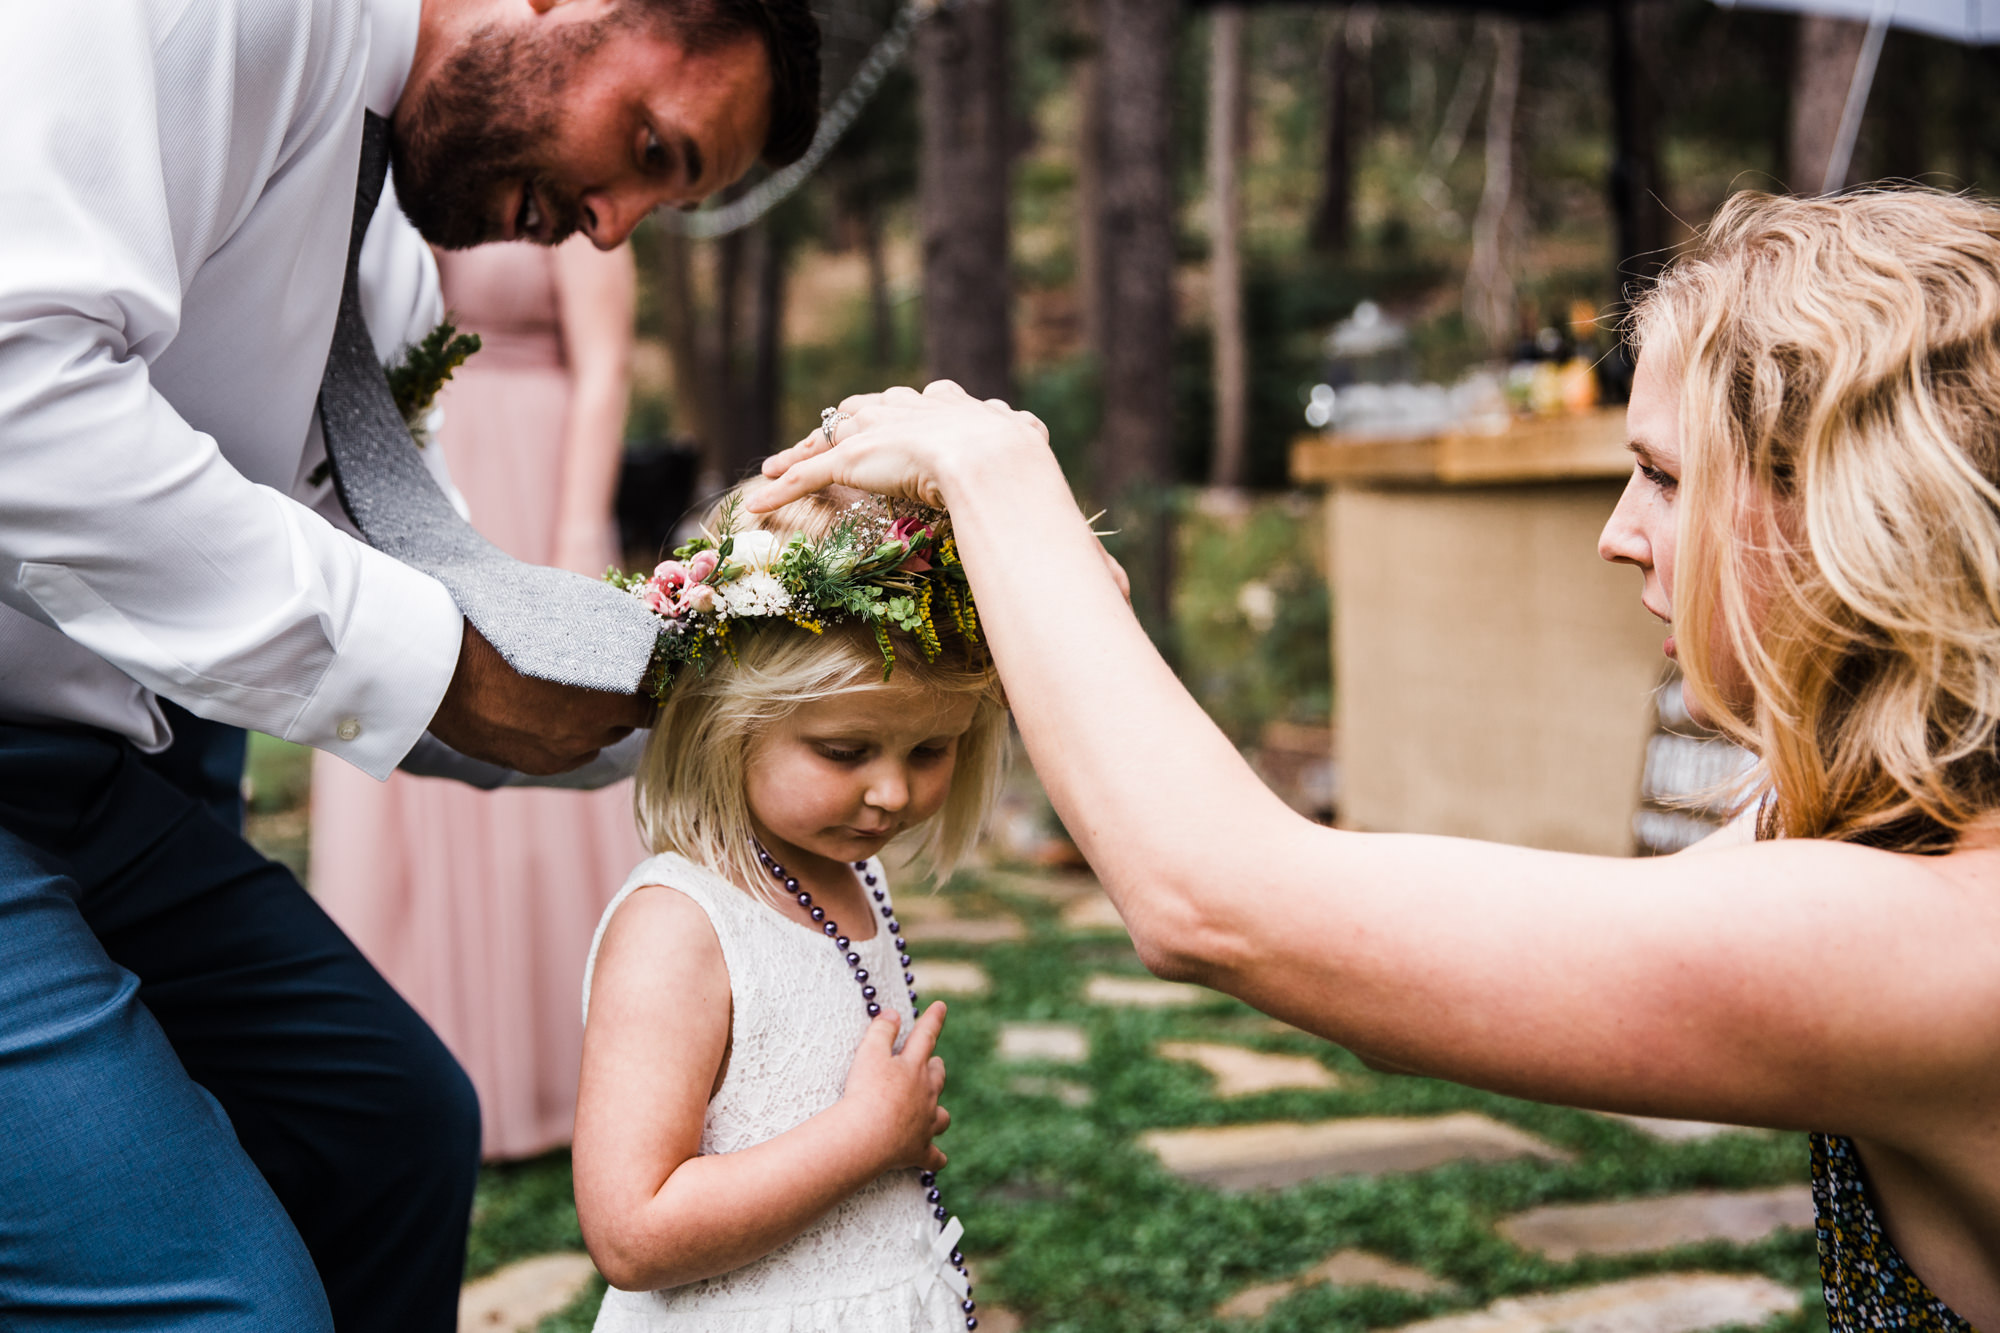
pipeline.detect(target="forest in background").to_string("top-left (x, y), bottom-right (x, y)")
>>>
top-left (603, 0), bottom-right (2000, 761)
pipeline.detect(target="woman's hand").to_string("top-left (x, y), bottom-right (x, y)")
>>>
top-left (751, 381), bottom-right (1050, 514)
top-left (838, 1003), bottom-right (951, 1173)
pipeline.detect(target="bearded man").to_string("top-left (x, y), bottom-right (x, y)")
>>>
top-left (0, 0), bottom-right (817, 1326)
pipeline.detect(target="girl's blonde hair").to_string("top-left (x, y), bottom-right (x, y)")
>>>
top-left (1635, 188), bottom-right (2000, 851)
top-left (634, 483), bottom-right (1009, 897)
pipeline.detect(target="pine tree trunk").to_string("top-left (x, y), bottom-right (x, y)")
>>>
top-left (1074, 0), bottom-right (1106, 358)
top-left (747, 219), bottom-right (787, 465)
top-left (714, 227), bottom-right (747, 480)
top-left (862, 199), bottom-right (893, 370)
top-left (1309, 10), bottom-right (1352, 255)
top-left (916, 0), bottom-right (1013, 399)
top-left (1464, 18), bottom-right (1521, 354)
top-left (649, 225), bottom-right (726, 492)
top-left (1208, 3), bottom-right (1249, 489)
top-left (1096, 0), bottom-right (1178, 638)
top-left (1607, 0), bottom-right (1669, 296)
top-left (1789, 15), bottom-right (1868, 193)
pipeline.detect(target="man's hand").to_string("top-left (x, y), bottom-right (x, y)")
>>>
top-left (429, 622), bottom-right (656, 774)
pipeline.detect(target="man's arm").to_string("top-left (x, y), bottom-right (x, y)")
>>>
top-left (0, 5), bottom-right (456, 777)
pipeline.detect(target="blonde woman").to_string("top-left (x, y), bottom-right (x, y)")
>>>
top-left (756, 190), bottom-right (2000, 1332)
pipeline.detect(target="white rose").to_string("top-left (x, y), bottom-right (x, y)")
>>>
top-left (730, 528), bottom-right (784, 570)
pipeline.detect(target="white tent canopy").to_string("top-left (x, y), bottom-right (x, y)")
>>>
top-left (1716, 0), bottom-right (2000, 191)
top-left (1719, 0), bottom-right (2000, 43)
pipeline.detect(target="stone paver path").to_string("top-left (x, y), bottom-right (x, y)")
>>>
top-left (893, 894), bottom-right (1026, 944)
top-left (996, 1021), bottom-right (1090, 1064)
top-left (908, 959), bottom-right (990, 996)
top-left (458, 1253), bottom-right (597, 1333)
top-left (978, 869), bottom-right (1098, 904)
top-left (1496, 1186), bottom-right (1815, 1261)
top-left (1219, 1249), bottom-right (1452, 1320)
top-left (918, 915), bottom-right (1028, 944)
top-left (1083, 974), bottom-right (1210, 1007)
top-left (1142, 1113), bottom-right (1568, 1191)
top-left (1157, 1040), bottom-right (1340, 1096)
top-left (1008, 1074), bottom-right (1095, 1107)
top-left (1059, 891), bottom-right (1129, 933)
top-left (1593, 1112), bottom-right (1753, 1143)
top-left (1383, 1272), bottom-right (1799, 1333)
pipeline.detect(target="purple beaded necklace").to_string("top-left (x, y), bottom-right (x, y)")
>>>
top-left (753, 841), bottom-right (980, 1331)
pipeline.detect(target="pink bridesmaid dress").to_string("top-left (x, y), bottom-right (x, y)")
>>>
top-left (311, 241), bottom-right (646, 1161)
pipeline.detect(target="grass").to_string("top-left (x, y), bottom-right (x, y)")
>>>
top-left (244, 732), bottom-right (313, 882)
top-left (466, 868), bottom-right (1823, 1333)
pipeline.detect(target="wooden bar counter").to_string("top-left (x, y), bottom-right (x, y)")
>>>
top-left (1291, 407), bottom-right (1666, 855)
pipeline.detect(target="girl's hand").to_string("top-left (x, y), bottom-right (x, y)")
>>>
top-left (839, 1002), bottom-right (952, 1173)
top-left (751, 381), bottom-right (1050, 513)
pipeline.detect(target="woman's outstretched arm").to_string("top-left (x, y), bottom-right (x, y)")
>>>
top-left (753, 383), bottom-right (2000, 1141)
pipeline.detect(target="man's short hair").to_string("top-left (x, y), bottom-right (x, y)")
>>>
top-left (628, 0), bottom-right (821, 167)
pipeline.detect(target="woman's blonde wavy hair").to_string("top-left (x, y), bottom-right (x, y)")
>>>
top-left (1635, 188), bottom-right (2000, 852)
top-left (633, 483), bottom-right (1009, 899)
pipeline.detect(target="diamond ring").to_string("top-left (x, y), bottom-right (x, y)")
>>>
top-left (820, 407), bottom-right (851, 448)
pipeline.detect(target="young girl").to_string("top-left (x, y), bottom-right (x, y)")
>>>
top-left (573, 483), bottom-right (1006, 1332)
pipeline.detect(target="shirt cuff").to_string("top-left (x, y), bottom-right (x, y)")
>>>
top-left (290, 550), bottom-right (462, 779)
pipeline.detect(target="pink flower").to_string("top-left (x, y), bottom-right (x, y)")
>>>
top-left (888, 517), bottom-right (934, 572)
top-left (640, 581), bottom-right (678, 617)
top-left (651, 559), bottom-right (690, 590)
top-left (683, 584), bottom-right (717, 614)
top-left (688, 549), bottom-right (720, 582)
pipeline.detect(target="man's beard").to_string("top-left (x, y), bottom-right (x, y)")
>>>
top-left (390, 22), bottom-right (597, 249)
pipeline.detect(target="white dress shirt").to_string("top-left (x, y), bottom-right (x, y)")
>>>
top-left (0, 0), bottom-right (463, 779)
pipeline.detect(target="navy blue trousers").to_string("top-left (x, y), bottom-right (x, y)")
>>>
top-left (0, 712), bottom-right (479, 1330)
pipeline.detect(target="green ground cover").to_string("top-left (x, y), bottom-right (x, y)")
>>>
top-left (466, 867), bottom-right (1822, 1333)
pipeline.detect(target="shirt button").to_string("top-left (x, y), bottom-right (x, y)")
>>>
top-left (336, 718), bottom-right (362, 742)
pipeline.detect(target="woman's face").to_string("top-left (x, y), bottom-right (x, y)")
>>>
top-left (1599, 351), bottom-right (1684, 661)
top-left (1600, 351), bottom-right (1765, 727)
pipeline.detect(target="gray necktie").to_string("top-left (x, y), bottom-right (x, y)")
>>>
top-left (316, 112), bottom-right (661, 695)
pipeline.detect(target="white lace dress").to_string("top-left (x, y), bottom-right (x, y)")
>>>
top-left (582, 852), bottom-right (970, 1333)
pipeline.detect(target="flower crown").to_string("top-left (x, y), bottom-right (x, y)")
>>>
top-left (607, 494), bottom-right (983, 700)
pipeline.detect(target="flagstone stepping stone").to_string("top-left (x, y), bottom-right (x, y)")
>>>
top-left (1084, 974), bottom-right (1210, 1007)
top-left (917, 915), bottom-right (1028, 944)
top-left (1008, 1074), bottom-right (1095, 1107)
top-left (1142, 1113), bottom-right (1568, 1191)
top-left (1157, 1040), bottom-right (1340, 1096)
top-left (996, 1021), bottom-right (1090, 1064)
top-left (889, 893), bottom-right (955, 924)
top-left (1592, 1111), bottom-right (1755, 1143)
top-left (908, 960), bottom-right (990, 996)
top-left (1219, 1249), bottom-right (1453, 1320)
top-left (458, 1252), bottom-right (597, 1333)
top-left (980, 869), bottom-right (1098, 903)
top-left (1496, 1186), bottom-right (1815, 1261)
top-left (1059, 891), bottom-right (1129, 933)
top-left (1383, 1271), bottom-right (1799, 1333)
top-left (893, 895), bottom-right (1027, 944)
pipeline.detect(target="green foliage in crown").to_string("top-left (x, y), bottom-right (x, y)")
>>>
top-left (607, 493), bottom-right (982, 701)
